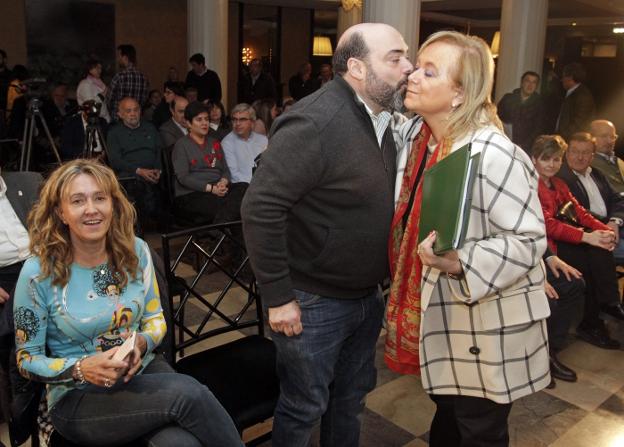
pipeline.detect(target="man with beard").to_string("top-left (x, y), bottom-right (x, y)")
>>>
top-left (241, 23), bottom-right (412, 447)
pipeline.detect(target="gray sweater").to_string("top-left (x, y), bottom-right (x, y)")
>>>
top-left (172, 135), bottom-right (230, 197)
top-left (241, 76), bottom-right (397, 307)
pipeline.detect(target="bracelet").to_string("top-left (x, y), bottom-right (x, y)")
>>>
top-left (74, 356), bottom-right (88, 385)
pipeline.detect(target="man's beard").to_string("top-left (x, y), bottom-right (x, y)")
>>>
top-left (365, 66), bottom-right (408, 112)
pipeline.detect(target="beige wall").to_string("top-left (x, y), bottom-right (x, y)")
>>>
top-left (227, 1), bottom-right (240, 112)
top-left (0, 0), bottom-right (187, 94)
top-left (0, 0), bottom-right (28, 66)
top-left (280, 7), bottom-right (312, 99)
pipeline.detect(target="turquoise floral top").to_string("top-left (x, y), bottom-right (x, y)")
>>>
top-left (13, 238), bottom-right (167, 409)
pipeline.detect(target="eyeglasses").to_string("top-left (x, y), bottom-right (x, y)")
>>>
top-left (231, 118), bottom-right (251, 123)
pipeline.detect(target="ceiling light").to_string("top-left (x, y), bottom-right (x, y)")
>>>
top-left (572, 22), bottom-right (577, 26)
top-left (614, 27), bottom-right (624, 34)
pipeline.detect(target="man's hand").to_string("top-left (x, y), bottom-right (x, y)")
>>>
top-left (136, 168), bottom-right (160, 184)
top-left (268, 300), bottom-right (302, 337)
top-left (545, 280), bottom-right (559, 299)
top-left (608, 221), bottom-right (620, 244)
top-left (0, 287), bottom-right (9, 304)
top-left (545, 256), bottom-right (582, 281)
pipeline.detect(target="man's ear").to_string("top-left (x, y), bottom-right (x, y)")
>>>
top-left (346, 58), bottom-right (366, 82)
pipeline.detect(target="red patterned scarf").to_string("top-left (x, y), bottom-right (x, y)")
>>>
top-left (385, 124), bottom-right (442, 374)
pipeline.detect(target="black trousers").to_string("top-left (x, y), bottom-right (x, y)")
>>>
top-left (546, 268), bottom-right (585, 351)
top-left (429, 394), bottom-right (513, 447)
top-left (174, 182), bottom-right (247, 225)
top-left (556, 242), bottom-right (619, 329)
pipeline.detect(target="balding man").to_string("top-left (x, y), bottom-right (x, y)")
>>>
top-left (107, 97), bottom-right (163, 228)
top-left (590, 119), bottom-right (624, 194)
top-left (159, 95), bottom-right (189, 152)
top-left (242, 23), bottom-right (412, 446)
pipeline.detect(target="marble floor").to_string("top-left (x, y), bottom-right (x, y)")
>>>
top-left (3, 246), bottom-right (624, 446)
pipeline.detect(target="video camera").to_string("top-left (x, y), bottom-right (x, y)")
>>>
top-left (19, 77), bottom-right (47, 99)
top-left (80, 99), bottom-right (103, 123)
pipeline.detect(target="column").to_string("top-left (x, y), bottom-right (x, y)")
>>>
top-left (187, 0), bottom-right (228, 105)
top-left (363, 0), bottom-right (421, 59)
top-left (494, 0), bottom-right (548, 102)
top-left (337, 1), bottom-right (363, 41)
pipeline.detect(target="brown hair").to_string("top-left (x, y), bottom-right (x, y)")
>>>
top-left (568, 132), bottom-right (596, 150)
top-left (28, 159), bottom-right (139, 287)
top-left (531, 135), bottom-right (567, 159)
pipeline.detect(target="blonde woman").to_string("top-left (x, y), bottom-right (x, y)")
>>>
top-left (386, 31), bottom-right (550, 446)
top-left (13, 159), bottom-right (242, 446)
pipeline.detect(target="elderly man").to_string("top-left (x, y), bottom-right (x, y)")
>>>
top-left (222, 103), bottom-right (267, 186)
top-left (159, 95), bottom-right (189, 152)
top-left (107, 97), bottom-right (163, 229)
top-left (242, 23), bottom-right (412, 446)
top-left (557, 132), bottom-right (624, 348)
top-left (590, 119), bottom-right (624, 194)
top-left (238, 58), bottom-right (276, 104)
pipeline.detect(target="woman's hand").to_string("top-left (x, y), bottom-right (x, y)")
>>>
top-left (212, 181), bottom-right (228, 197)
top-left (123, 334), bottom-right (148, 383)
top-left (545, 280), bottom-right (559, 300)
top-left (582, 230), bottom-right (616, 251)
top-left (418, 231), bottom-right (463, 275)
top-left (79, 349), bottom-right (129, 388)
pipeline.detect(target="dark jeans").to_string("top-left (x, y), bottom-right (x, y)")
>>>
top-left (556, 242), bottom-right (619, 328)
top-left (174, 183), bottom-right (247, 225)
top-left (270, 288), bottom-right (384, 447)
top-left (429, 394), bottom-right (513, 447)
top-left (121, 177), bottom-right (162, 226)
top-left (546, 268), bottom-right (584, 351)
top-left (50, 357), bottom-right (243, 447)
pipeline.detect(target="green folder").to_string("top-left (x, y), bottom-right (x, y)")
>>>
top-left (418, 143), bottom-right (480, 254)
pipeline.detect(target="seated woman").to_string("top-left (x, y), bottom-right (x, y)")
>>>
top-left (13, 159), bottom-right (242, 447)
top-left (386, 31), bottom-right (550, 446)
top-left (252, 98), bottom-right (278, 136)
top-left (172, 101), bottom-right (246, 225)
top-left (532, 134), bottom-right (621, 350)
top-left (207, 101), bottom-right (230, 141)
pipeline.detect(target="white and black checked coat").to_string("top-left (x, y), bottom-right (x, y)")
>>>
top-left (396, 122), bottom-right (551, 404)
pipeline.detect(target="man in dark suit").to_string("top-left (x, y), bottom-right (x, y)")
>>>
top-left (0, 169), bottom-right (42, 424)
top-left (557, 132), bottom-right (624, 348)
top-left (159, 95), bottom-right (189, 152)
top-left (60, 107), bottom-right (108, 160)
top-left (238, 58), bottom-right (277, 104)
top-left (556, 63), bottom-right (596, 141)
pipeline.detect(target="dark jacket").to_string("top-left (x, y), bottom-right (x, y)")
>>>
top-left (241, 76), bottom-right (397, 307)
top-left (238, 72), bottom-right (276, 104)
top-left (159, 118), bottom-right (186, 153)
top-left (288, 75), bottom-right (320, 101)
top-left (497, 88), bottom-right (544, 153)
top-left (557, 161), bottom-right (624, 222)
top-left (185, 69), bottom-right (222, 103)
top-left (556, 84), bottom-right (596, 141)
top-left (60, 114), bottom-right (108, 160)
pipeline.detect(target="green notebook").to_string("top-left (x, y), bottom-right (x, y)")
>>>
top-left (418, 143), bottom-right (480, 254)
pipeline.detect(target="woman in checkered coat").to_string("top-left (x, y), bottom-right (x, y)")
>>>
top-left (385, 31), bottom-right (551, 446)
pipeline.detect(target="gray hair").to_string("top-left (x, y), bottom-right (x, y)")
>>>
top-left (231, 102), bottom-right (256, 120)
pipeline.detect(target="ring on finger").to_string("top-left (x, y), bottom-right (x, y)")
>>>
top-left (104, 378), bottom-right (112, 388)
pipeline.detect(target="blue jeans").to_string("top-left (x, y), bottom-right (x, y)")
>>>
top-left (270, 288), bottom-right (384, 447)
top-left (50, 356), bottom-right (243, 447)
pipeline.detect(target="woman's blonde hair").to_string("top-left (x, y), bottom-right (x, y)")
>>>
top-left (28, 159), bottom-right (139, 288)
top-left (418, 30), bottom-right (502, 141)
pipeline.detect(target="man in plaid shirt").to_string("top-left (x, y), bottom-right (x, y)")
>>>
top-left (107, 44), bottom-right (149, 120)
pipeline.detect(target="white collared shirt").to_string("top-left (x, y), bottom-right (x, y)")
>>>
top-left (0, 176), bottom-right (31, 267)
top-left (595, 151), bottom-right (617, 165)
top-left (356, 94), bottom-right (392, 147)
top-left (573, 167), bottom-right (608, 217)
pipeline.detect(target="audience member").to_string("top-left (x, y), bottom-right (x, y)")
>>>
top-left (207, 101), bottom-right (230, 141)
top-left (143, 89), bottom-right (162, 122)
top-left (241, 23), bottom-right (412, 446)
top-left (60, 103), bottom-right (108, 160)
top-left (106, 44), bottom-right (149, 120)
top-left (222, 103), bottom-right (267, 185)
top-left (6, 64), bottom-right (28, 117)
top-left (556, 63), bottom-right (595, 141)
top-left (0, 168), bottom-right (42, 426)
top-left (159, 95), bottom-right (189, 153)
top-left (185, 86), bottom-right (199, 103)
top-left (76, 58), bottom-right (111, 122)
top-left (288, 62), bottom-right (320, 101)
top-left (318, 63), bottom-right (333, 87)
top-left (167, 66), bottom-right (179, 82)
top-left (152, 81), bottom-right (184, 129)
top-left (238, 58), bottom-right (276, 104)
top-left (106, 97), bottom-right (163, 228)
top-left (185, 53), bottom-right (222, 104)
top-left (42, 83), bottom-right (76, 139)
top-left (0, 49), bottom-right (13, 115)
top-left (497, 70), bottom-right (544, 153)
top-left (252, 98), bottom-right (277, 136)
top-left (556, 132), bottom-right (624, 347)
top-left (13, 159), bottom-right (243, 446)
top-left (172, 101), bottom-right (244, 225)
top-left (590, 119), bottom-right (624, 193)
top-left (541, 67), bottom-right (565, 134)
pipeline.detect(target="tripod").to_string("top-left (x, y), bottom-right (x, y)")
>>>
top-left (19, 97), bottom-right (61, 171)
top-left (82, 116), bottom-right (108, 159)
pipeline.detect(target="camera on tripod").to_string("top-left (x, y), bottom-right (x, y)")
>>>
top-left (80, 99), bottom-right (103, 124)
top-left (20, 77), bottom-right (48, 99)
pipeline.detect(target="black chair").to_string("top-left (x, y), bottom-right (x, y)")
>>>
top-left (161, 221), bottom-right (279, 445)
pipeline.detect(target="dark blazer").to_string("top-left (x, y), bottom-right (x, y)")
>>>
top-left (60, 114), bottom-right (108, 160)
top-left (238, 72), bottom-right (277, 104)
top-left (0, 171), bottom-right (43, 335)
top-left (159, 119), bottom-right (186, 153)
top-left (557, 161), bottom-right (624, 221)
top-left (556, 84), bottom-right (595, 141)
